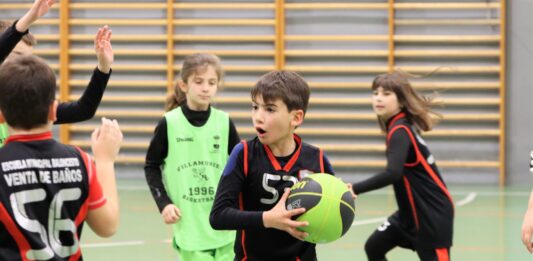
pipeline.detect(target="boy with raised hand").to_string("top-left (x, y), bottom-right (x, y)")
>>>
top-left (0, 54), bottom-right (122, 260)
top-left (210, 70), bottom-right (335, 261)
top-left (0, 0), bottom-right (114, 145)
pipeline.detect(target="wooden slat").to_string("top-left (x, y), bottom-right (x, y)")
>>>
top-left (174, 3), bottom-right (275, 9)
top-left (173, 19), bottom-right (275, 26)
top-left (69, 19), bottom-right (167, 26)
top-left (214, 81), bottom-right (499, 90)
top-left (285, 35), bottom-right (388, 42)
top-left (394, 3), bottom-right (500, 10)
top-left (285, 3), bottom-right (388, 9)
top-left (72, 95), bottom-right (499, 106)
top-left (285, 50), bottom-right (388, 57)
top-left (60, 49), bottom-right (275, 57)
top-left (69, 3), bottom-right (166, 9)
top-left (285, 65), bottom-right (389, 73)
top-left (93, 110), bottom-right (499, 122)
top-left (69, 125), bottom-right (500, 137)
top-left (69, 80), bottom-right (167, 88)
top-left (50, 64), bottom-right (275, 72)
top-left (48, 34), bottom-right (275, 42)
top-left (394, 35), bottom-right (500, 43)
top-left (398, 66), bottom-right (500, 74)
top-left (395, 50), bottom-right (500, 58)
top-left (395, 19), bottom-right (500, 26)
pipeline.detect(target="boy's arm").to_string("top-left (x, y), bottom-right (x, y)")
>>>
top-left (86, 118), bottom-right (122, 237)
top-left (0, 0), bottom-right (54, 63)
top-left (0, 22), bottom-right (25, 64)
top-left (55, 26), bottom-right (112, 124)
top-left (210, 143), bottom-right (264, 230)
top-left (144, 118), bottom-right (173, 212)
top-left (351, 128), bottom-right (410, 195)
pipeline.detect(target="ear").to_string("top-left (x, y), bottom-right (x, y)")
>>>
top-left (48, 100), bottom-right (58, 122)
top-left (0, 111), bottom-right (5, 124)
top-left (178, 80), bottom-right (188, 93)
top-left (290, 109), bottom-right (304, 129)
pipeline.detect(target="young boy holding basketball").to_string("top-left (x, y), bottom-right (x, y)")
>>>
top-left (210, 70), bottom-right (334, 261)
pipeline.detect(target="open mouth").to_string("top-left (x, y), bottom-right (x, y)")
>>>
top-left (256, 127), bottom-right (266, 135)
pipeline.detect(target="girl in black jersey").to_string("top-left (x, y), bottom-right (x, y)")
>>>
top-left (348, 71), bottom-right (454, 261)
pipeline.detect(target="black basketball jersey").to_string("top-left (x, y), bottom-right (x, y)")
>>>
top-left (0, 132), bottom-right (105, 261)
top-left (387, 113), bottom-right (454, 249)
top-left (210, 134), bottom-right (334, 261)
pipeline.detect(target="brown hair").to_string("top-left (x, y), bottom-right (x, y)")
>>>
top-left (1, 20), bottom-right (37, 46)
top-left (372, 70), bottom-right (441, 132)
top-left (165, 53), bottom-right (224, 111)
top-left (251, 70), bottom-right (310, 114)
top-left (0, 55), bottom-right (56, 130)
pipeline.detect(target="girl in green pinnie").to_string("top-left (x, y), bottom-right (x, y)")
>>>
top-left (145, 53), bottom-right (240, 261)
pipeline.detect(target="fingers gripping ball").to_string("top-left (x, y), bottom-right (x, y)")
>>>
top-left (286, 174), bottom-right (355, 244)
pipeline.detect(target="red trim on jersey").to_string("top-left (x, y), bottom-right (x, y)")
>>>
top-left (319, 149), bottom-right (324, 173)
top-left (296, 257), bottom-right (301, 261)
top-left (389, 126), bottom-right (454, 208)
top-left (4, 131), bottom-right (53, 145)
top-left (70, 198), bottom-right (89, 261)
top-left (402, 176), bottom-right (420, 230)
top-left (75, 147), bottom-right (107, 210)
top-left (419, 158), bottom-right (454, 208)
top-left (0, 203), bottom-right (31, 261)
top-left (263, 134), bottom-right (302, 172)
top-left (387, 112), bottom-right (406, 129)
top-left (238, 193), bottom-right (248, 261)
top-left (387, 125), bottom-right (420, 166)
top-left (436, 248), bottom-right (449, 261)
top-left (242, 141), bottom-right (249, 177)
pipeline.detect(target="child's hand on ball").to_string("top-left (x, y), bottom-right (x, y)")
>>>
top-left (263, 189), bottom-right (309, 241)
top-left (346, 183), bottom-right (357, 200)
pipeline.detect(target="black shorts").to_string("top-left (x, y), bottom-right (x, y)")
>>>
top-left (364, 215), bottom-right (450, 261)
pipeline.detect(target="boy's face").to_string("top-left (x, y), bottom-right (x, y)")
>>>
top-left (252, 95), bottom-right (303, 147)
top-left (4, 42), bottom-right (33, 63)
top-left (180, 65), bottom-right (218, 111)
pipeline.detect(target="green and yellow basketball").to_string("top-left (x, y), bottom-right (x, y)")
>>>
top-left (286, 174), bottom-right (355, 244)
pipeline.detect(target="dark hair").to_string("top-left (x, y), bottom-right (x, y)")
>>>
top-left (165, 53), bottom-right (224, 111)
top-left (251, 70), bottom-right (310, 114)
top-left (0, 55), bottom-right (56, 129)
top-left (372, 70), bottom-right (441, 132)
top-left (1, 20), bottom-right (37, 46)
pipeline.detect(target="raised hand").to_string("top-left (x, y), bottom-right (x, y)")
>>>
top-left (94, 25), bottom-right (113, 74)
top-left (91, 117), bottom-right (122, 163)
top-left (17, 0), bottom-right (55, 32)
top-left (262, 189), bottom-right (309, 241)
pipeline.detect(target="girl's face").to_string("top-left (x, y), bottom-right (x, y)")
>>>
top-left (252, 95), bottom-right (303, 151)
top-left (372, 86), bottom-right (402, 120)
top-left (180, 65), bottom-right (219, 111)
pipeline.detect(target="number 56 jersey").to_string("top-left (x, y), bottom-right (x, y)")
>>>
top-left (0, 132), bottom-right (106, 261)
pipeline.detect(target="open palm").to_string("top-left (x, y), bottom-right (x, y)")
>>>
top-left (95, 26), bottom-right (113, 73)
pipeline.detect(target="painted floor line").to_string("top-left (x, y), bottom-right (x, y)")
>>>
top-left (81, 241), bottom-right (145, 248)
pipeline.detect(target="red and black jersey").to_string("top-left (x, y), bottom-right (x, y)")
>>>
top-left (210, 134), bottom-right (334, 261)
top-left (353, 112), bottom-right (454, 249)
top-left (0, 132), bottom-right (106, 261)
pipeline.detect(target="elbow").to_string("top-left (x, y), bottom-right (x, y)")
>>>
top-left (95, 225), bottom-right (118, 238)
top-left (209, 210), bottom-right (222, 230)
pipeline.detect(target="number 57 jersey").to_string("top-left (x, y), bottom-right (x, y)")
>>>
top-left (0, 132), bottom-right (106, 261)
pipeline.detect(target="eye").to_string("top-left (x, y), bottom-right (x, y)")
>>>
top-left (372, 91), bottom-right (378, 96)
top-left (266, 107), bottom-right (276, 113)
top-left (252, 105), bottom-right (258, 111)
